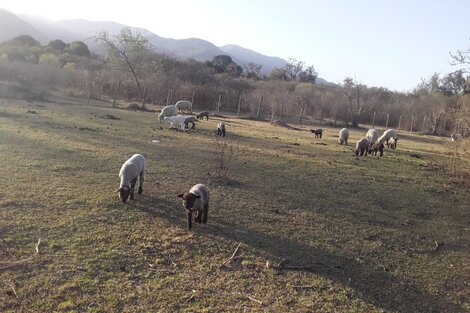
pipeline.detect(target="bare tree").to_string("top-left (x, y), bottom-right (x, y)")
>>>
top-left (342, 77), bottom-right (369, 127)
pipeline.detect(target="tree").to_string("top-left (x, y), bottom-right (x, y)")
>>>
top-left (285, 58), bottom-right (304, 80)
top-left (298, 65), bottom-right (318, 83)
top-left (96, 27), bottom-right (155, 102)
top-left (48, 39), bottom-right (67, 53)
top-left (342, 77), bottom-right (369, 127)
top-left (67, 41), bottom-right (91, 58)
top-left (7, 35), bottom-right (40, 47)
top-left (243, 62), bottom-right (262, 80)
top-left (208, 55), bottom-right (242, 77)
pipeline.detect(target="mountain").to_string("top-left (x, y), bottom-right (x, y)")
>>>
top-left (220, 44), bottom-right (287, 75)
top-left (2, 9), bottom-right (333, 84)
top-left (0, 9), bottom-right (47, 43)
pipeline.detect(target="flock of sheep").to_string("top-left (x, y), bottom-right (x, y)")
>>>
top-left (118, 100), bottom-right (464, 230)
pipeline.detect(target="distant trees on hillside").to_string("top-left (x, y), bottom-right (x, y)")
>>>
top-left (1, 30), bottom-right (469, 137)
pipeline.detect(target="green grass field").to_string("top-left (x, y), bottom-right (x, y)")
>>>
top-left (0, 96), bottom-right (469, 312)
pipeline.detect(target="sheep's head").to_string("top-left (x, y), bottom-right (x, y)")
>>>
top-left (339, 138), bottom-right (344, 145)
top-left (177, 192), bottom-right (201, 211)
top-left (116, 186), bottom-right (132, 203)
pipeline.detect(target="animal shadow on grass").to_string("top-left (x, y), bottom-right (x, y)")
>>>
top-left (129, 197), bottom-right (464, 313)
top-left (207, 219), bottom-right (464, 313)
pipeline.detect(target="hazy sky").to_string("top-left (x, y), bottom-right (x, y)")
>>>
top-left (1, 0), bottom-right (469, 91)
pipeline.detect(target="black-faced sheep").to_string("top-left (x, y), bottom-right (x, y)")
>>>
top-left (368, 142), bottom-right (384, 156)
top-left (338, 128), bottom-right (349, 145)
top-left (197, 111), bottom-right (210, 120)
top-left (184, 116), bottom-right (197, 130)
top-left (158, 105), bottom-right (177, 123)
top-left (388, 137), bottom-right (399, 149)
top-left (115, 154), bottom-right (145, 203)
top-left (177, 184), bottom-right (210, 230)
top-left (175, 100), bottom-right (192, 114)
top-left (217, 122), bottom-right (226, 137)
top-left (366, 128), bottom-right (379, 145)
top-left (355, 138), bottom-right (369, 156)
top-left (310, 128), bottom-right (323, 138)
top-left (378, 129), bottom-right (398, 145)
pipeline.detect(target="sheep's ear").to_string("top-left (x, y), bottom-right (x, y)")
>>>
top-left (177, 193), bottom-right (184, 198)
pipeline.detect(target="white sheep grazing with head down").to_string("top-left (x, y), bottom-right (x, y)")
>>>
top-left (164, 115), bottom-right (186, 130)
top-left (338, 128), bottom-right (349, 145)
top-left (177, 184), bottom-right (210, 230)
top-left (355, 138), bottom-right (370, 156)
top-left (158, 105), bottom-right (177, 123)
top-left (115, 154), bottom-right (145, 203)
top-left (378, 129), bottom-right (398, 144)
top-left (366, 128), bottom-right (379, 145)
top-left (175, 100), bottom-right (192, 114)
top-left (451, 133), bottom-right (462, 142)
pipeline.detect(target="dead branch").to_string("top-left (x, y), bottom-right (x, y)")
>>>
top-left (6, 281), bottom-right (17, 297)
top-left (247, 295), bottom-right (263, 305)
top-left (434, 241), bottom-right (441, 251)
top-left (35, 238), bottom-right (41, 254)
top-left (219, 242), bottom-right (242, 268)
top-left (0, 258), bottom-right (33, 270)
top-left (266, 258), bottom-right (324, 270)
top-left (292, 285), bottom-right (315, 289)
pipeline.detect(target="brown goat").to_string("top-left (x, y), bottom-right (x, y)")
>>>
top-left (310, 128), bottom-right (323, 138)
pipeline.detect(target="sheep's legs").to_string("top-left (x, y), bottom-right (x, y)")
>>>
top-left (195, 211), bottom-right (202, 224)
top-left (138, 171), bottom-right (144, 194)
top-left (130, 178), bottom-right (137, 200)
top-left (202, 204), bottom-right (209, 224)
top-left (187, 211), bottom-right (193, 230)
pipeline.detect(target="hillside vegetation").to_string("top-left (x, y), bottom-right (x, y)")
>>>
top-left (0, 93), bottom-right (469, 312)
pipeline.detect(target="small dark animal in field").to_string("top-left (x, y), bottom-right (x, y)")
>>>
top-left (184, 116), bottom-right (197, 130)
top-left (387, 137), bottom-right (399, 149)
top-left (355, 138), bottom-right (369, 156)
top-left (177, 184), bottom-right (210, 230)
top-left (115, 154), bottom-right (145, 203)
top-left (197, 111), bottom-right (210, 120)
top-left (310, 128), bottom-right (323, 138)
top-left (368, 142), bottom-right (384, 156)
top-left (217, 122), bottom-right (226, 137)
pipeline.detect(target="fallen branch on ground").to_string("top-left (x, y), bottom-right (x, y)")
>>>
top-left (219, 243), bottom-right (242, 268)
top-left (266, 258), bottom-right (325, 270)
top-left (247, 295), bottom-right (263, 305)
top-left (35, 238), bottom-right (41, 254)
top-left (292, 285), bottom-right (315, 289)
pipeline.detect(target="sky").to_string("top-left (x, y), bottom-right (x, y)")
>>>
top-left (1, 0), bottom-right (469, 92)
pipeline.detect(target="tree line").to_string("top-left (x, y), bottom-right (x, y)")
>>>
top-left (0, 28), bottom-right (469, 135)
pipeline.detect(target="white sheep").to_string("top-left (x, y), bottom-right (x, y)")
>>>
top-left (175, 100), bottom-right (193, 114)
top-left (338, 128), bottom-right (349, 145)
top-left (388, 137), bottom-right (399, 149)
top-left (451, 133), bottom-right (462, 142)
top-left (163, 115), bottom-right (186, 130)
top-left (158, 105), bottom-right (177, 123)
top-left (177, 184), bottom-right (210, 230)
top-left (366, 128), bottom-right (379, 145)
top-left (184, 115), bottom-right (197, 130)
top-left (355, 138), bottom-right (369, 156)
top-left (217, 122), bottom-right (226, 137)
top-left (378, 129), bottom-right (398, 144)
top-left (115, 154), bottom-right (145, 203)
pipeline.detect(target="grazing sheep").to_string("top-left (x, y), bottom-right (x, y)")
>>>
top-left (177, 184), bottom-right (210, 230)
top-left (368, 142), bottom-right (385, 156)
top-left (338, 128), bottom-right (349, 145)
top-left (355, 138), bottom-right (370, 156)
top-left (184, 115), bottom-right (197, 130)
top-left (310, 128), bottom-right (323, 138)
top-left (158, 105), bottom-right (177, 123)
top-left (175, 100), bottom-right (192, 114)
top-left (197, 111), bottom-right (210, 120)
top-left (451, 133), bottom-right (462, 142)
top-left (388, 137), bottom-right (399, 149)
top-left (164, 115), bottom-right (186, 130)
top-left (378, 129), bottom-right (398, 144)
top-left (366, 128), bottom-right (379, 145)
top-left (217, 122), bottom-right (226, 137)
top-left (115, 154), bottom-right (145, 203)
